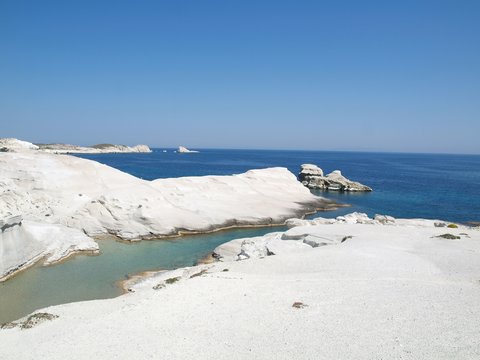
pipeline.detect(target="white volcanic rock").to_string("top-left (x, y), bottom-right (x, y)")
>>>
top-left (374, 214), bottom-right (396, 224)
top-left (287, 213), bottom-right (462, 230)
top-left (285, 212), bottom-right (375, 228)
top-left (214, 233), bottom-right (280, 262)
top-left (281, 226), bottom-right (351, 247)
top-left (0, 138), bottom-right (151, 154)
top-left (298, 164), bottom-right (372, 191)
top-left (0, 151), bottom-right (333, 279)
top-left (286, 212), bottom-right (445, 228)
top-left (129, 144), bottom-right (151, 153)
top-left (0, 138), bottom-right (39, 151)
top-left (1, 215), bottom-right (479, 359)
top-left (299, 163), bottom-right (324, 177)
top-left (335, 212), bottom-right (375, 224)
top-left (213, 232), bottom-right (312, 262)
top-left (177, 146), bottom-right (199, 153)
top-left (0, 219), bottom-right (98, 281)
top-left (285, 217), bottom-right (336, 227)
top-left (37, 143), bottom-right (152, 154)
top-left (214, 213), bottom-right (382, 259)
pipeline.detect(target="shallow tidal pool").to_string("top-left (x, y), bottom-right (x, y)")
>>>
top-left (0, 226), bottom-right (289, 324)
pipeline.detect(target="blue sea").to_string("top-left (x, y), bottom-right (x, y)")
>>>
top-left (78, 149), bottom-right (480, 223)
top-left (2, 149), bottom-right (479, 324)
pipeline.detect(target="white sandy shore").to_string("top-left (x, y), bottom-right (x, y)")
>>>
top-left (1, 214), bottom-right (479, 359)
top-left (0, 149), bottom-right (332, 280)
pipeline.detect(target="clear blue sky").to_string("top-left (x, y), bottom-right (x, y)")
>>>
top-left (1, 1), bottom-right (479, 153)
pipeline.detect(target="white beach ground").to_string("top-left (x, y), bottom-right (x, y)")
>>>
top-left (0, 146), bottom-right (333, 280)
top-left (1, 214), bottom-right (479, 359)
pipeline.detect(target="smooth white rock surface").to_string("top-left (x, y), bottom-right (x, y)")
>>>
top-left (1, 216), bottom-right (479, 359)
top-left (0, 138), bottom-right (39, 151)
top-left (299, 163), bottom-right (324, 176)
top-left (0, 150), bottom-right (330, 279)
top-left (0, 221), bottom-right (98, 280)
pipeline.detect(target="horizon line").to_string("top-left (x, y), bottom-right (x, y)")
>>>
top-left (147, 146), bottom-right (480, 157)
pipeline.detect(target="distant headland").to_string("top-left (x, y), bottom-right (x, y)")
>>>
top-left (0, 138), bottom-right (151, 154)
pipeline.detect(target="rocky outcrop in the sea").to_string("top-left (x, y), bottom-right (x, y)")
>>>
top-left (177, 146), bottom-right (199, 153)
top-left (298, 164), bottom-right (372, 192)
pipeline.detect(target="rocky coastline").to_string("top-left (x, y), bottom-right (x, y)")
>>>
top-left (0, 138), bottom-right (151, 154)
top-left (0, 140), bottom-right (336, 281)
top-left (1, 212), bottom-right (479, 359)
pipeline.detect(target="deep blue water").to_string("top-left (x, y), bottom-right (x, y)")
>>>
top-left (78, 149), bottom-right (480, 223)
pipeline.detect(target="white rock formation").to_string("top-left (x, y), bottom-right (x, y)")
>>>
top-left (177, 146), bottom-right (199, 153)
top-left (216, 213), bottom-right (404, 259)
top-left (37, 143), bottom-right (152, 154)
top-left (284, 217), bottom-right (336, 227)
top-left (0, 138), bottom-right (151, 154)
top-left (0, 138), bottom-right (39, 151)
top-left (298, 164), bottom-right (372, 191)
top-left (285, 212), bottom-right (448, 228)
top-left (0, 219), bottom-right (98, 281)
top-left (1, 214), bottom-right (479, 359)
top-left (373, 214), bottom-right (396, 224)
top-left (0, 150), bottom-right (334, 280)
top-left (298, 163), bottom-right (324, 177)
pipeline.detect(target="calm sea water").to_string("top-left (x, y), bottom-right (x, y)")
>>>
top-left (1, 149), bottom-right (479, 323)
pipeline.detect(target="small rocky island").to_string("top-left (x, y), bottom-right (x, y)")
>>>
top-left (298, 164), bottom-right (372, 192)
top-left (177, 146), bottom-right (199, 153)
